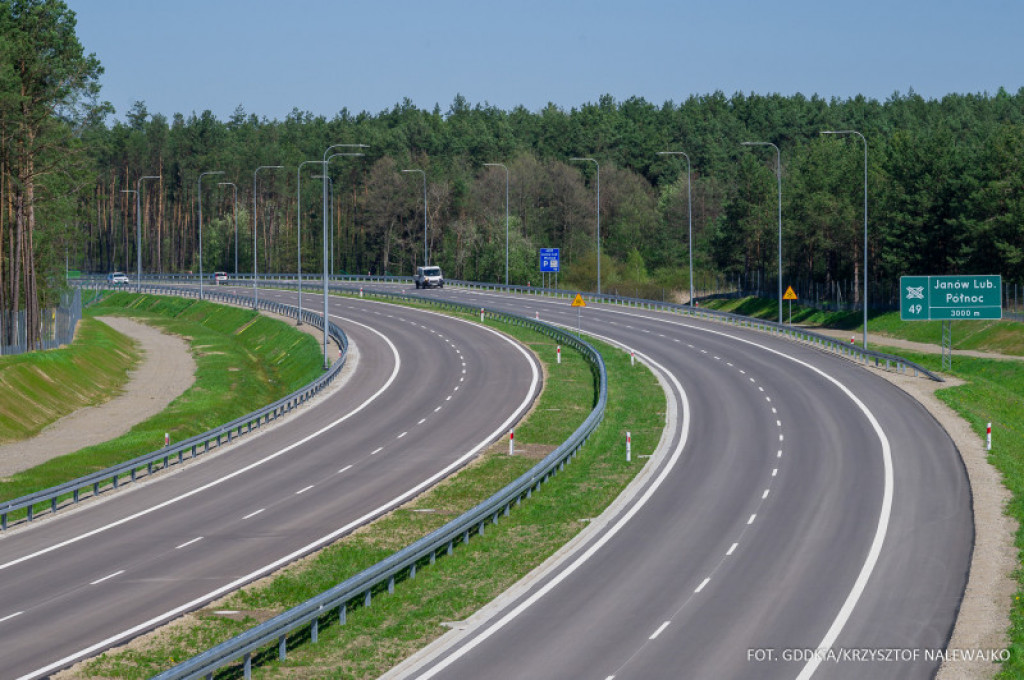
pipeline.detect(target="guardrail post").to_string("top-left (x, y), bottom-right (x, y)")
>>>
top-left (364, 590), bottom-right (372, 608)
top-left (279, 634), bottom-right (286, 661)
top-left (339, 604), bottom-right (346, 625)
top-left (244, 652), bottom-right (252, 679)
top-left (388, 575), bottom-right (395, 594)
top-left (312, 616), bottom-right (319, 643)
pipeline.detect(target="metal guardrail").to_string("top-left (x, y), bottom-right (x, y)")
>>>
top-left (0, 283), bottom-right (348, 531)
top-left (151, 291), bottom-right (607, 680)
top-left (443, 279), bottom-right (944, 382)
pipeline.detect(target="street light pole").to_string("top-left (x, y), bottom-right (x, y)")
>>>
top-left (570, 158), bottom-right (600, 294)
top-left (296, 160), bottom-right (322, 325)
top-left (321, 144), bottom-right (368, 369)
top-left (312, 174), bottom-right (334, 278)
top-left (656, 152), bottom-right (694, 307)
top-left (402, 168), bottom-right (428, 267)
top-left (484, 162), bottom-right (510, 286)
top-left (197, 170), bottom-right (225, 300)
top-left (821, 129), bottom-right (869, 349)
top-left (741, 141), bottom-right (783, 325)
top-left (253, 165), bottom-right (284, 309)
top-left (218, 182), bottom-right (238, 277)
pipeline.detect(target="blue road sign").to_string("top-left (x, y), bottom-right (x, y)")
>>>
top-left (540, 248), bottom-right (560, 273)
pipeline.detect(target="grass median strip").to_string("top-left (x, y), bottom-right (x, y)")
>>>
top-left (72, 309), bottom-right (664, 680)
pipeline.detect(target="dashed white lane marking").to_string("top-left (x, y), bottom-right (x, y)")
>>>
top-left (778, 450), bottom-right (783, 458)
top-left (446, 396), bottom-right (452, 401)
top-left (371, 447), bottom-right (383, 455)
top-left (434, 406), bottom-right (442, 412)
top-left (295, 485), bottom-right (314, 495)
top-left (776, 420), bottom-right (782, 427)
top-left (694, 578), bottom-right (711, 594)
top-left (175, 537), bottom-right (203, 550)
top-left (762, 489), bottom-right (770, 499)
top-left (418, 418), bottom-right (427, 425)
top-left (242, 508), bottom-right (264, 520)
top-left (772, 468), bottom-right (778, 476)
top-left (747, 514), bottom-right (757, 525)
top-left (650, 621), bottom-right (672, 639)
top-left (90, 570), bottom-right (124, 586)
top-left (397, 431), bottom-right (408, 439)
top-left (338, 464), bottom-right (353, 474)
top-left (0, 611), bottom-right (24, 623)
top-left (727, 543), bottom-right (738, 556)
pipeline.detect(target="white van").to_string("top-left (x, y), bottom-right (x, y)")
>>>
top-left (414, 266), bottom-right (444, 289)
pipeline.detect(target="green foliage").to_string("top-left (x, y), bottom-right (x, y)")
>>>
top-left (0, 294), bottom-right (322, 503)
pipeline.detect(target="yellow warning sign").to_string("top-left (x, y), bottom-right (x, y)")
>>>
top-left (783, 286), bottom-right (798, 301)
top-left (571, 294), bottom-right (587, 307)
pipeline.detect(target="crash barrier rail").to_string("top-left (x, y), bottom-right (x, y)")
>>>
top-left (0, 283), bottom-right (348, 532)
top-left (444, 279), bottom-right (944, 382)
top-left (151, 290), bottom-right (607, 680)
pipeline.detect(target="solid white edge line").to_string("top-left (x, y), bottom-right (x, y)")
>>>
top-left (409, 348), bottom-right (690, 680)
top-left (17, 305), bottom-right (542, 680)
top-left (522, 298), bottom-right (895, 680)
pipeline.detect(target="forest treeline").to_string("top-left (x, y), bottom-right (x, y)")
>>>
top-left (4, 1), bottom-right (1024, 352)
top-left (80, 87), bottom-right (1024, 302)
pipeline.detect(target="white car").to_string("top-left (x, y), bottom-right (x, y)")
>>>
top-left (212, 271), bottom-right (228, 283)
top-left (107, 272), bottom-right (129, 285)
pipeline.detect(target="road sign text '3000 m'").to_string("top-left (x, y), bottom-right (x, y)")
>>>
top-left (900, 275), bottom-right (1002, 321)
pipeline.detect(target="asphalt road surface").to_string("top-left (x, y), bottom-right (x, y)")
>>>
top-left (0, 290), bottom-right (540, 680)
top-left (369, 284), bottom-right (972, 680)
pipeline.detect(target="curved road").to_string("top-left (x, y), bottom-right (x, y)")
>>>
top-left (0, 291), bottom-right (540, 680)
top-left (364, 284), bottom-right (973, 680)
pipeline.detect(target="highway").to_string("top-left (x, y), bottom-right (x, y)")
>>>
top-left (0, 291), bottom-right (540, 680)
top-left (363, 284), bottom-right (973, 680)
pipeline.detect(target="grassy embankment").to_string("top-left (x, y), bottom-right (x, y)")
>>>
top-left (78, 308), bottom-right (665, 680)
top-left (0, 292), bottom-right (322, 504)
top-left (705, 295), bottom-right (1024, 676)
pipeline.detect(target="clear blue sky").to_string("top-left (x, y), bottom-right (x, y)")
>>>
top-left (67, 0), bottom-right (1024, 124)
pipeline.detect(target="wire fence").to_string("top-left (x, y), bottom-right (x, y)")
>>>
top-left (0, 288), bottom-right (82, 355)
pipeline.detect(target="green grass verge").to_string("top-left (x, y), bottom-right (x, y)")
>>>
top-left (0, 318), bottom-right (140, 443)
top-left (702, 296), bottom-right (1024, 357)
top-left (76, 311), bottom-right (664, 680)
top-left (0, 293), bottom-right (322, 504)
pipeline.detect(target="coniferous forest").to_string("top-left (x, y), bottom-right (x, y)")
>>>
top-left (4, 0), bottom-right (1024, 349)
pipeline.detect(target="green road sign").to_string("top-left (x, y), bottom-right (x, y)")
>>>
top-left (900, 275), bottom-right (1002, 320)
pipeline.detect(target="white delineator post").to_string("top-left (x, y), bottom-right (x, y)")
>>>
top-left (359, 287), bottom-right (363, 298)
top-left (987, 422), bottom-right (992, 451)
top-left (509, 431), bottom-right (515, 456)
top-left (630, 349), bottom-right (635, 366)
top-left (164, 432), bottom-right (170, 447)
top-left (557, 345), bottom-right (561, 365)
top-left (480, 308), bottom-right (484, 322)
top-left (626, 431), bottom-right (632, 462)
